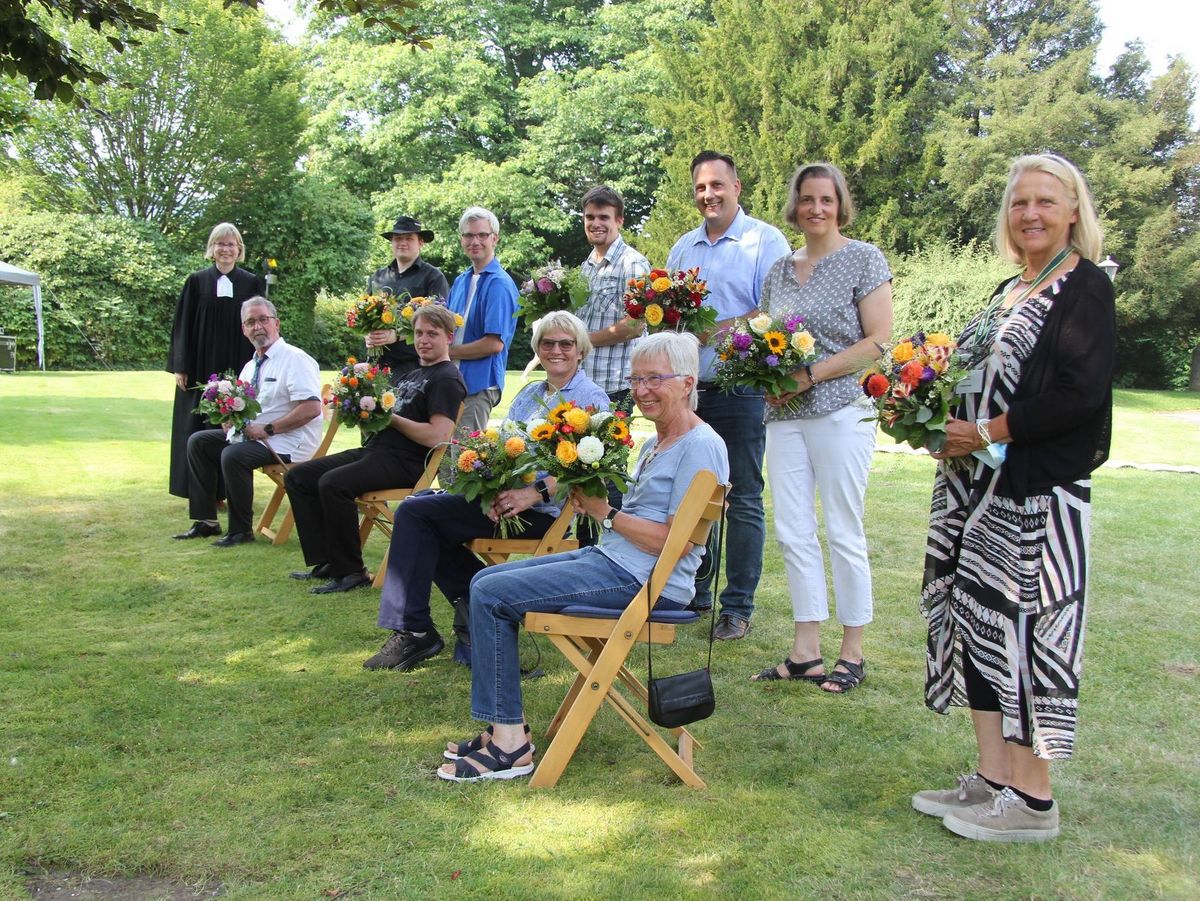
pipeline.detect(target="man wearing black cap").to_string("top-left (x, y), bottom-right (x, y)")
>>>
top-left (366, 216), bottom-right (451, 377)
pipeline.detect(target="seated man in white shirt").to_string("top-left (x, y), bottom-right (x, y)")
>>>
top-left (174, 297), bottom-right (323, 547)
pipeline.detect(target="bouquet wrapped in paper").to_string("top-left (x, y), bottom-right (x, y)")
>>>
top-left (327, 357), bottom-right (398, 435)
top-left (447, 426), bottom-right (538, 539)
top-left (517, 260), bottom-right (589, 324)
top-left (860, 332), bottom-right (965, 454)
top-left (623, 267), bottom-right (716, 335)
top-left (714, 312), bottom-right (818, 401)
top-left (195, 371), bottom-right (261, 434)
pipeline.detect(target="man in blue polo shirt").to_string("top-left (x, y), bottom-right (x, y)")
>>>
top-left (446, 205), bottom-right (519, 435)
top-left (666, 150), bottom-right (790, 640)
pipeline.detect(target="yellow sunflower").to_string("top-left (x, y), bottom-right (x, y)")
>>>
top-left (548, 401), bottom-right (573, 424)
top-left (530, 423), bottom-right (556, 441)
top-left (764, 331), bottom-right (787, 354)
top-left (607, 420), bottom-right (630, 442)
top-left (644, 304), bottom-right (664, 327)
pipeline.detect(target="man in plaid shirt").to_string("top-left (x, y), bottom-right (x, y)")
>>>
top-left (578, 185), bottom-right (650, 407)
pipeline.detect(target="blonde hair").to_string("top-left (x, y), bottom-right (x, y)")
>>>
top-left (205, 223), bottom-right (246, 262)
top-left (531, 310), bottom-right (592, 360)
top-left (412, 303), bottom-right (458, 337)
top-left (995, 154), bottom-right (1103, 264)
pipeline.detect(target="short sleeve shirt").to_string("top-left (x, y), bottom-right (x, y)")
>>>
top-left (579, 236), bottom-right (650, 394)
top-left (447, 258), bottom-right (519, 394)
top-left (760, 240), bottom-right (892, 420)
top-left (234, 337), bottom-right (323, 460)
top-left (370, 360), bottom-right (466, 471)
top-left (598, 422), bottom-right (730, 604)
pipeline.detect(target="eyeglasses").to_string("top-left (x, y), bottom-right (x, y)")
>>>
top-left (214, 242), bottom-right (240, 249)
top-left (460, 231), bottom-right (493, 241)
top-left (242, 316), bottom-right (277, 327)
top-left (626, 374), bottom-right (683, 389)
top-left (538, 338), bottom-right (576, 351)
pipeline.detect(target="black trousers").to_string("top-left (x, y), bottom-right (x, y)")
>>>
top-left (284, 446), bottom-right (424, 577)
top-left (187, 430), bottom-right (287, 535)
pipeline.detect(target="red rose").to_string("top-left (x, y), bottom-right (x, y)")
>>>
top-left (864, 373), bottom-right (890, 398)
top-left (664, 307), bottom-right (682, 324)
top-left (626, 302), bottom-right (644, 318)
top-left (644, 290), bottom-right (656, 300)
top-left (649, 268), bottom-right (668, 279)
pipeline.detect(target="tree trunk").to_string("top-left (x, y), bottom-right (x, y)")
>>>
top-left (1190, 344), bottom-right (1200, 392)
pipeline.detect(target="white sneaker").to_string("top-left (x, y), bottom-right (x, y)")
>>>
top-left (942, 786), bottom-right (1060, 842)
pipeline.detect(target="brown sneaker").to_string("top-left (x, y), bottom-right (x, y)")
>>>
top-left (912, 772), bottom-right (995, 818)
top-left (942, 787), bottom-right (1060, 842)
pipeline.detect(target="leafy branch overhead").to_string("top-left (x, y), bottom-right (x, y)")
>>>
top-left (0, 0), bottom-right (426, 104)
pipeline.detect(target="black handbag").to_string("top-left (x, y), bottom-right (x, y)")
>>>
top-left (645, 497), bottom-right (724, 729)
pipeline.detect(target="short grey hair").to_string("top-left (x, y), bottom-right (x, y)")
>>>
top-left (241, 296), bottom-right (277, 318)
top-left (459, 206), bottom-right (500, 237)
top-left (532, 310), bottom-right (592, 360)
top-left (630, 331), bottom-right (700, 410)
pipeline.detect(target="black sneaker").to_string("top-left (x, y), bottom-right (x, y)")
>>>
top-left (363, 629), bottom-right (444, 671)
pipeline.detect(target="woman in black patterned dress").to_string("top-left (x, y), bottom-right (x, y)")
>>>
top-left (912, 154), bottom-right (1115, 842)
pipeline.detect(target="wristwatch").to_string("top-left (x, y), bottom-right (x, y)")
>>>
top-left (601, 507), bottom-right (617, 531)
top-left (534, 478), bottom-right (552, 504)
top-left (264, 423), bottom-right (275, 437)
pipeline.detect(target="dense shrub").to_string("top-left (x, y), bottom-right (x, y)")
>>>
top-left (889, 241), bottom-right (1016, 343)
top-left (0, 212), bottom-right (193, 369)
top-left (310, 289), bottom-right (369, 369)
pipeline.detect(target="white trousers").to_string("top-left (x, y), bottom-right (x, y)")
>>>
top-left (765, 403), bottom-right (875, 626)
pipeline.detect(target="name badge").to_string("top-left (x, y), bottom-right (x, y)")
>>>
top-left (956, 369), bottom-right (983, 395)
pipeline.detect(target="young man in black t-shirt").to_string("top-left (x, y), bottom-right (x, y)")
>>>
top-left (284, 305), bottom-right (466, 593)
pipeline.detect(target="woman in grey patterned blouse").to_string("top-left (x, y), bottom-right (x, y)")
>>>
top-left (749, 163), bottom-right (893, 694)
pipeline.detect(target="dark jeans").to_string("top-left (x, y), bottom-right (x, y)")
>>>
top-left (284, 446), bottom-right (424, 578)
top-left (377, 493), bottom-right (555, 634)
top-left (693, 383), bottom-right (766, 622)
top-left (187, 430), bottom-right (286, 535)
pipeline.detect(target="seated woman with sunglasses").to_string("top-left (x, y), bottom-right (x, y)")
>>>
top-left (363, 311), bottom-right (610, 672)
top-left (436, 331), bottom-right (729, 782)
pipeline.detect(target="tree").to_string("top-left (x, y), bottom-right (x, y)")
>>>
top-left (9, 0), bottom-right (305, 237)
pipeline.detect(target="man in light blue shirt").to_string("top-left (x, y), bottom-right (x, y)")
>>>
top-left (446, 205), bottom-right (519, 436)
top-left (666, 150), bottom-right (790, 640)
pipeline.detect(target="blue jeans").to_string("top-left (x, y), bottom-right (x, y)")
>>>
top-left (693, 384), bottom-right (766, 622)
top-left (468, 547), bottom-right (650, 724)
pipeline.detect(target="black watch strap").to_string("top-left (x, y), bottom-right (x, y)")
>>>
top-left (264, 423), bottom-right (275, 436)
top-left (535, 478), bottom-right (552, 504)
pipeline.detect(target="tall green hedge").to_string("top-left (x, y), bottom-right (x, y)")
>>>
top-left (0, 212), bottom-right (194, 369)
top-left (890, 242), bottom-right (1016, 342)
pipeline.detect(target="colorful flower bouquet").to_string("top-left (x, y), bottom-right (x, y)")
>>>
top-left (524, 401), bottom-right (635, 531)
top-left (327, 357), bottom-right (398, 435)
top-left (623, 267), bottom-right (716, 335)
top-left (714, 313), bottom-right (818, 401)
top-left (860, 332), bottom-right (965, 453)
top-left (346, 293), bottom-right (398, 357)
top-left (195, 371), bottom-right (261, 434)
top-left (447, 426), bottom-right (539, 538)
top-left (395, 295), bottom-right (462, 345)
top-left (517, 260), bottom-right (589, 324)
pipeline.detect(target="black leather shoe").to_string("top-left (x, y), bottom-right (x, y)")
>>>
top-left (289, 563), bottom-right (332, 581)
top-left (311, 569), bottom-right (372, 594)
top-left (712, 613), bottom-right (750, 641)
top-left (173, 522), bottom-right (221, 540)
top-left (212, 531), bottom-right (254, 548)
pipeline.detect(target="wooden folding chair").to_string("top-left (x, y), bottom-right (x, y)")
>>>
top-left (255, 384), bottom-right (340, 545)
top-left (355, 404), bottom-right (463, 588)
top-left (523, 469), bottom-right (726, 788)
top-left (465, 503), bottom-right (579, 565)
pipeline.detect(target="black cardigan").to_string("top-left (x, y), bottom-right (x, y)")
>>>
top-left (998, 258), bottom-right (1116, 501)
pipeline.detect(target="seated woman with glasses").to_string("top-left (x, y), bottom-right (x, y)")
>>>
top-left (363, 311), bottom-right (610, 672)
top-left (436, 331), bottom-right (729, 782)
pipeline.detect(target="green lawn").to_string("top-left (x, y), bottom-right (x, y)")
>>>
top-left (1, 372), bottom-right (1197, 899)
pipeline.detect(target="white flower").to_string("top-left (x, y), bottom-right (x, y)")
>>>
top-left (359, 395), bottom-right (377, 412)
top-left (217, 379), bottom-right (233, 394)
top-left (577, 435), bottom-right (604, 464)
top-left (525, 417), bottom-right (547, 434)
top-left (589, 411), bottom-right (613, 431)
top-left (353, 362), bottom-right (371, 374)
top-left (748, 313), bottom-right (772, 335)
top-left (230, 397), bottom-right (246, 411)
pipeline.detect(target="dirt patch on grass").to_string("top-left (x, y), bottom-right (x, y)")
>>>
top-left (1164, 661), bottom-right (1198, 676)
top-left (26, 869), bottom-right (223, 899)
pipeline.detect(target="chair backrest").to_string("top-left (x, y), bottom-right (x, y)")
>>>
top-left (641, 469), bottom-right (725, 613)
top-left (415, 401), bottom-right (465, 490)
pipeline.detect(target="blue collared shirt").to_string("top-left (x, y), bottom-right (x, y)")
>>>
top-left (447, 257), bottom-right (519, 395)
top-left (666, 207), bottom-right (790, 379)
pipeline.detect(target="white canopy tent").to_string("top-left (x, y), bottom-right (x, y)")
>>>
top-left (0, 261), bottom-right (45, 369)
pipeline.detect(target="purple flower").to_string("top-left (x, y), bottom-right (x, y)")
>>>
top-left (764, 354), bottom-right (780, 367)
top-left (920, 366), bottom-right (936, 384)
top-left (244, 386), bottom-right (256, 398)
top-left (732, 333), bottom-right (753, 352)
top-left (785, 315), bottom-right (805, 332)
top-left (203, 387), bottom-right (217, 400)
top-left (737, 350), bottom-right (750, 360)
top-left (536, 277), bottom-right (555, 294)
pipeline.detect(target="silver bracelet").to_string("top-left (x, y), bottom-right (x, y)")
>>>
top-left (976, 418), bottom-right (992, 447)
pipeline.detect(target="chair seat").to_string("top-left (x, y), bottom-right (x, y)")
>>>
top-left (557, 604), bottom-right (699, 624)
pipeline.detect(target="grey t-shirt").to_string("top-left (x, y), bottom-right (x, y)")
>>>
top-left (760, 239), bottom-right (891, 420)
top-left (598, 422), bottom-right (730, 604)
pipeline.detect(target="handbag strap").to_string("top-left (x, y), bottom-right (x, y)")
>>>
top-left (646, 488), bottom-right (726, 684)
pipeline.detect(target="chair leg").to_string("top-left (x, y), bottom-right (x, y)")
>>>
top-left (256, 483), bottom-right (286, 540)
top-left (371, 547), bottom-right (389, 589)
top-left (544, 635), bottom-right (602, 740)
top-left (272, 509), bottom-right (295, 546)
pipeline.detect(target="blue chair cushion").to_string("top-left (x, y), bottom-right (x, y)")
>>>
top-left (556, 604), bottom-right (700, 624)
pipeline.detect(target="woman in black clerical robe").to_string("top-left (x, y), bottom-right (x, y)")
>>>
top-left (166, 223), bottom-right (265, 498)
